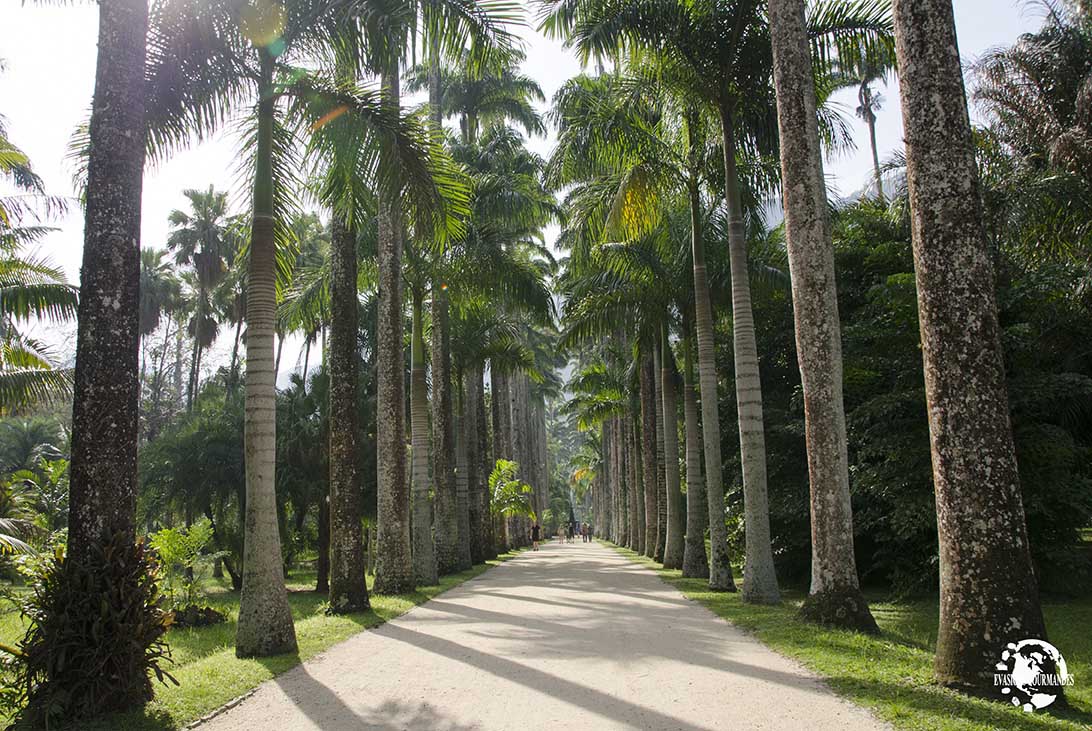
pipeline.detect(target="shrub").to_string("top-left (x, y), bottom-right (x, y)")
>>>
top-left (7, 533), bottom-right (175, 727)
top-left (149, 519), bottom-right (225, 614)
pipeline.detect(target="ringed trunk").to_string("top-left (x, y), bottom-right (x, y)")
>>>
top-left (236, 51), bottom-right (298, 657)
top-left (410, 290), bottom-right (438, 586)
top-left (718, 106), bottom-right (780, 604)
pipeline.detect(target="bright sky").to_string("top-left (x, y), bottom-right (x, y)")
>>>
top-left (0, 0), bottom-right (1044, 383)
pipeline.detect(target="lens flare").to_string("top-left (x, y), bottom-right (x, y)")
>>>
top-left (241, 0), bottom-right (286, 50)
top-left (310, 105), bottom-right (349, 132)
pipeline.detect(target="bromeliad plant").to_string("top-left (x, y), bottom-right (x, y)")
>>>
top-left (7, 534), bottom-right (175, 727)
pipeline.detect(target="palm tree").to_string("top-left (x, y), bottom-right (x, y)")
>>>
top-left (892, 0), bottom-right (1049, 693)
top-left (62, 0), bottom-right (149, 715)
top-left (142, 0), bottom-right (473, 652)
top-left (166, 186), bottom-right (232, 410)
top-left (768, 0), bottom-right (882, 632)
top-left (544, 0), bottom-right (892, 603)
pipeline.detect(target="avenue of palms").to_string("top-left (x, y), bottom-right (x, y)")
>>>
top-left (0, 0), bottom-right (1089, 729)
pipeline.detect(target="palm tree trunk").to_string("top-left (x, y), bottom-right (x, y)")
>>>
top-left (661, 326), bottom-right (685, 569)
top-left (625, 414), bottom-right (640, 551)
top-left (717, 106), bottom-right (779, 603)
top-left (639, 352), bottom-right (658, 559)
top-left (301, 338), bottom-right (311, 386)
top-left (466, 364), bottom-right (485, 563)
top-left (432, 286), bottom-right (459, 574)
top-left (477, 369), bottom-right (494, 559)
top-left (769, 0), bottom-right (875, 630)
top-left (316, 498), bottom-right (330, 593)
top-left (453, 366), bottom-right (473, 570)
top-left (65, 1), bottom-right (148, 708)
top-left (228, 316), bottom-right (243, 395)
top-left (410, 289), bottom-right (438, 585)
top-left (274, 330), bottom-right (285, 375)
top-left (327, 214), bottom-right (369, 613)
top-left (867, 109), bottom-right (884, 203)
top-left (373, 66), bottom-right (414, 595)
top-left (236, 50), bottom-right (298, 658)
top-left (186, 339), bottom-right (200, 411)
top-left (680, 325), bottom-right (709, 578)
top-left (685, 125), bottom-right (737, 592)
top-left (653, 345), bottom-right (668, 563)
top-left (892, 0), bottom-right (1048, 690)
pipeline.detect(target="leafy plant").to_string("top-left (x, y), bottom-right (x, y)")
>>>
top-left (149, 519), bottom-right (223, 611)
top-left (7, 533), bottom-right (175, 727)
top-left (488, 459), bottom-right (536, 521)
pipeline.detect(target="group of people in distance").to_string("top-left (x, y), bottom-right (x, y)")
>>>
top-left (529, 521), bottom-right (592, 551)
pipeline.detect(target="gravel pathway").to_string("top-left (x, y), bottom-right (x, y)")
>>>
top-left (197, 540), bottom-right (888, 730)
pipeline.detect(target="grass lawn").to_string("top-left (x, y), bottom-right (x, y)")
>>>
top-left (609, 544), bottom-right (1092, 731)
top-left (0, 552), bottom-right (519, 730)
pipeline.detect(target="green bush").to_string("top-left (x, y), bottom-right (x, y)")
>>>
top-left (7, 533), bottom-right (175, 727)
top-left (149, 519), bottom-right (223, 611)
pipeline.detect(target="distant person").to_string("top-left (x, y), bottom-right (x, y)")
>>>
top-left (567, 523), bottom-right (575, 543)
top-left (581, 523), bottom-right (589, 542)
top-left (531, 522), bottom-right (541, 551)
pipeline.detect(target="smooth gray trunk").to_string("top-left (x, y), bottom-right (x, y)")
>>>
top-left (640, 353), bottom-right (658, 558)
top-left (661, 330), bottom-right (685, 570)
top-left (680, 329), bottom-right (710, 578)
top-left (718, 108), bottom-right (780, 604)
top-left (236, 52), bottom-right (298, 657)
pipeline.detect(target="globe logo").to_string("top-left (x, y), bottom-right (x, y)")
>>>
top-left (994, 639), bottom-right (1073, 712)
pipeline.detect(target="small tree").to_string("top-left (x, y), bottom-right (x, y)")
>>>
top-left (149, 519), bottom-right (225, 624)
top-left (489, 460), bottom-right (536, 550)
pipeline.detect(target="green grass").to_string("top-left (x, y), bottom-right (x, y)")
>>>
top-left (609, 544), bottom-right (1092, 731)
top-left (0, 552), bottom-right (519, 730)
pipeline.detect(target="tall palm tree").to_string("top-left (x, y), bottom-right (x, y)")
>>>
top-left (63, 0), bottom-right (149, 716)
top-left (892, 0), bottom-right (1049, 693)
top-left (543, 0), bottom-right (891, 603)
top-left (142, 0), bottom-right (472, 652)
top-left (768, 0), bottom-right (882, 632)
top-left (363, 0), bottom-right (520, 593)
top-left (166, 186), bottom-right (232, 409)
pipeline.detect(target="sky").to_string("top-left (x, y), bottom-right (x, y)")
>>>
top-left (0, 0), bottom-right (1045, 384)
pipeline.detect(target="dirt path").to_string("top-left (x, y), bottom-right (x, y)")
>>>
top-left (197, 540), bottom-right (887, 730)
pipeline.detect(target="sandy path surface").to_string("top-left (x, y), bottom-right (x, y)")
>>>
top-left (197, 540), bottom-right (887, 731)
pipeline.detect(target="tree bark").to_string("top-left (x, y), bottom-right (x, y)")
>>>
top-left (653, 345), bottom-right (668, 563)
top-left (65, 4), bottom-right (148, 707)
top-left (661, 327), bottom-right (686, 570)
top-left (626, 414), bottom-right (640, 551)
top-left (718, 107), bottom-right (779, 603)
top-left (478, 369), bottom-right (494, 559)
top-left (236, 51), bottom-right (298, 658)
top-left (466, 365), bottom-right (485, 564)
top-left (373, 67), bottom-right (415, 595)
top-left (327, 214), bottom-right (369, 613)
top-left (316, 498), bottom-right (330, 594)
top-left (410, 290), bottom-right (438, 585)
top-left (432, 287), bottom-right (459, 574)
top-left (770, 0), bottom-right (874, 628)
top-left (680, 327), bottom-right (709, 578)
top-left (453, 367), bottom-right (473, 570)
top-left (893, 0), bottom-right (1048, 690)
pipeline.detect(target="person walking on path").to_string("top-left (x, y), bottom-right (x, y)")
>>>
top-left (531, 523), bottom-right (541, 551)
